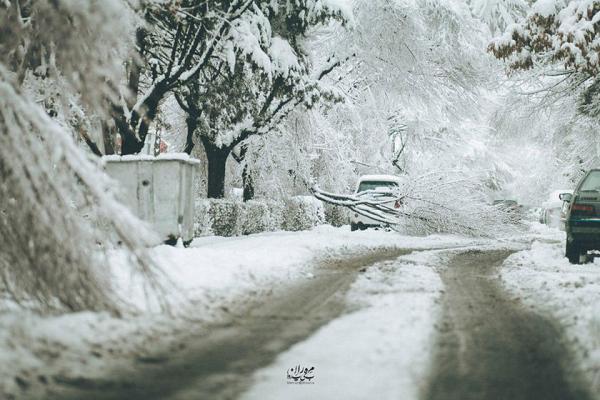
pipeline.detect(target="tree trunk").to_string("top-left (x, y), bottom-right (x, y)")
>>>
top-left (242, 164), bottom-right (255, 201)
top-left (101, 120), bottom-right (115, 155)
top-left (202, 137), bottom-right (231, 199)
top-left (184, 115), bottom-right (197, 155)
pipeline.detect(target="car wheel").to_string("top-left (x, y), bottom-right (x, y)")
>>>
top-left (350, 223), bottom-right (358, 232)
top-left (566, 240), bottom-right (581, 264)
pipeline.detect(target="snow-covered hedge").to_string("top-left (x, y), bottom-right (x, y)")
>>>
top-left (194, 196), bottom-right (326, 237)
top-left (282, 196), bottom-right (325, 231)
top-left (324, 203), bottom-right (351, 227)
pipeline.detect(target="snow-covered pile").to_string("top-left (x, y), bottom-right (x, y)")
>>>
top-left (0, 308), bottom-right (176, 398)
top-left (240, 250), bottom-right (446, 400)
top-left (501, 229), bottom-right (600, 393)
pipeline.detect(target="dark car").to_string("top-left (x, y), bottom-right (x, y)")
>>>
top-left (562, 169), bottom-right (600, 264)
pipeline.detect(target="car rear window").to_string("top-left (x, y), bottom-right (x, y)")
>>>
top-left (358, 181), bottom-right (398, 192)
top-left (580, 171), bottom-right (600, 192)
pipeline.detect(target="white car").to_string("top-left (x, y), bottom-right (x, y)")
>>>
top-left (541, 189), bottom-right (573, 230)
top-left (350, 174), bottom-right (403, 231)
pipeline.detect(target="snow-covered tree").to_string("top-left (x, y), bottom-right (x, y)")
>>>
top-left (171, 0), bottom-right (350, 198)
top-left (490, 0), bottom-right (600, 74)
top-left (107, 0), bottom-right (260, 154)
top-left (299, 0), bottom-right (510, 194)
top-left (470, 0), bottom-right (529, 34)
top-left (488, 0), bottom-right (600, 198)
top-left (0, 0), bottom-right (164, 312)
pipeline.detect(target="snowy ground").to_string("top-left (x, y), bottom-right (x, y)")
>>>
top-left (137, 226), bottom-right (477, 316)
top-left (501, 223), bottom-right (600, 396)
top-left (240, 250), bottom-right (447, 400)
top-left (0, 226), bottom-right (476, 399)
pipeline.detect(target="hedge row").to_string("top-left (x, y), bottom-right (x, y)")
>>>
top-left (194, 196), bottom-right (336, 237)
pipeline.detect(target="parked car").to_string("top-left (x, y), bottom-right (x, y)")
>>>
top-left (540, 189), bottom-right (573, 230)
top-left (350, 175), bottom-right (403, 231)
top-left (562, 169), bottom-right (600, 264)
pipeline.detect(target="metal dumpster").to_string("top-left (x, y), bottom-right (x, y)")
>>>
top-left (102, 153), bottom-right (199, 245)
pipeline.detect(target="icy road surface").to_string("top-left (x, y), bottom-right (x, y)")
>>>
top-left (6, 226), bottom-right (597, 400)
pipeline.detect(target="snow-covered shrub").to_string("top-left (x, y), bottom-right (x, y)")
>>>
top-left (240, 200), bottom-right (271, 235)
top-left (194, 197), bottom-right (323, 236)
top-left (324, 203), bottom-right (351, 227)
top-left (263, 199), bottom-right (285, 231)
top-left (282, 196), bottom-right (325, 232)
top-left (208, 200), bottom-right (244, 237)
top-left (194, 200), bottom-right (213, 237)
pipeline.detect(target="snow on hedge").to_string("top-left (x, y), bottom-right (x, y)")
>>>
top-left (194, 196), bottom-right (325, 237)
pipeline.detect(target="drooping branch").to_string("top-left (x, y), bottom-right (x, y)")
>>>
top-left (310, 170), bottom-right (523, 238)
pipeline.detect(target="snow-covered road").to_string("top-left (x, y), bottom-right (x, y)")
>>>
top-left (3, 225), bottom-right (600, 400)
top-left (0, 227), bottom-right (477, 399)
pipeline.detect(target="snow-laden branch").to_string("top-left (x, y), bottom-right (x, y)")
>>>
top-left (312, 172), bottom-right (523, 237)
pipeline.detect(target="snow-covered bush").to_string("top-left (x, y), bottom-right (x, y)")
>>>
top-left (194, 200), bottom-right (213, 236)
top-left (240, 200), bottom-right (287, 235)
top-left (194, 197), bottom-right (323, 236)
top-left (282, 196), bottom-right (326, 232)
top-left (240, 200), bottom-right (272, 235)
top-left (324, 203), bottom-right (351, 227)
top-left (211, 201), bottom-right (244, 236)
top-left (208, 200), bottom-right (245, 237)
top-left (263, 199), bottom-right (286, 231)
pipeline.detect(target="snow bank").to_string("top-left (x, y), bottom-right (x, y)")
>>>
top-left (240, 250), bottom-right (445, 400)
top-left (501, 230), bottom-right (600, 394)
top-left (0, 306), bottom-right (176, 398)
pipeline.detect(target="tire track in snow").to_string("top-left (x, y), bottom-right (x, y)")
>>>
top-left (424, 249), bottom-right (592, 400)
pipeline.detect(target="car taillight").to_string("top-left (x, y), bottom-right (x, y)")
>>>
top-left (572, 203), bottom-right (595, 215)
top-left (394, 200), bottom-right (402, 209)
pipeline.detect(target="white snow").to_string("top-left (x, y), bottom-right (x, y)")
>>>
top-left (532, 0), bottom-right (560, 17)
top-left (0, 227), bottom-right (477, 398)
top-left (115, 225), bottom-right (476, 314)
top-left (500, 224), bottom-right (600, 393)
top-left (240, 250), bottom-right (446, 400)
top-left (270, 37), bottom-right (300, 78)
top-left (102, 153), bottom-right (201, 165)
top-left (0, 305), bottom-right (177, 398)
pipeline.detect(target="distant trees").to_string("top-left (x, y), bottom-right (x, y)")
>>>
top-left (305, 0), bottom-right (499, 183)
top-left (470, 0), bottom-right (529, 34)
top-left (233, 0), bottom-right (516, 205)
top-left (489, 0), bottom-right (600, 118)
top-left (489, 0), bottom-right (600, 184)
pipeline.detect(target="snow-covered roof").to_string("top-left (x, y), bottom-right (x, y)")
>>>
top-left (357, 174), bottom-right (403, 183)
